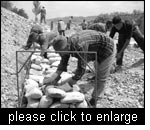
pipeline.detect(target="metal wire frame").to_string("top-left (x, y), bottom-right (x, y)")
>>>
top-left (16, 50), bottom-right (98, 108)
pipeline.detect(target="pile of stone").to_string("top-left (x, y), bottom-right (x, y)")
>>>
top-left (22, 48), bottom-right (88, 108)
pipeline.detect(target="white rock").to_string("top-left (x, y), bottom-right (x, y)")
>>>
top-left (25, 87), bottom-right (43, 99)
top-left (42, 58), bottom-right (50, 64)
top-left (73, 85), bottom-right (80, 92)
top-left (61, 91), bottom-right (85, 103)
top-left (42, 85), bottom-right (55, 94)
top-left (76, 99), bottom-right (88, 108)
top-left (29, 75), bottom-right (44, 84)
top-left (51, 61), bottom-right (60, 67)
top-left (24, 84), bottom-right (38, 93)
top-left (34, 45), bottom-right (41, 50)
top-left (31, 64), bottom-right (42, 71)
top-left (39, 95), bottom-right (53, 108)
top-left (24, 79), bottom-right (39, 87)
top-left (26, 99), bottom-right (40, 108)
top-left (69, 104), bottom-right (76, 108)
top-left (34, 56), bottom-right (42, 65)
top-left (31, 55), bottom-right (37, 61)
top-left (49, 57), bottom-right (61, 64)
top-left (44, 67), bottom-right (57, 75)
top-left (57, 72), bottom-right (73, 85)
top-left (34, 49), bottom-right (41, 55)
top-left (49, 102), bottom-right (69, 108)
top-left (40, 63), bottom-right (50, 71)
top-left (46, 87), bottom-right (66, 98)
top-left (29, 69), bottom-right (43, 76)
top-left (47, 53), bottom-right (60, 58)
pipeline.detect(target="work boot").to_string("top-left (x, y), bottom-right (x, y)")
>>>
top-left (115, 65), bottom-right (122, 72)
top-left (23, 46), bottom-right (30, 50)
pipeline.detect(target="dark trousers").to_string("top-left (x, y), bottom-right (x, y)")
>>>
top-left (51, 24), bottom-right (53, 30)
top-left (40, 16), bottom-right (46, 24)
top-left (66, 24), bottom-right (70, 30)
top-left (116, 26), bottom-right (144, 66)
top-left (59, 30), bottom-right (65, 36)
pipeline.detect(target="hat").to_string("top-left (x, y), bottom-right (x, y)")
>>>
top-left (28, 32), bottom-right (39, 42)
top-left (112, 16), bottom-right (122, 24)
top-left (52, 36), bottom-right (68, 51)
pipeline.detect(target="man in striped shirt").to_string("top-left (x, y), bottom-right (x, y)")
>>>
top-left (43, 30), bottom-right (116, 107)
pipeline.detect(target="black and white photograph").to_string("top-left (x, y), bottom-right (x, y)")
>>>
top-left (1, 0), bottom-right (146, 125)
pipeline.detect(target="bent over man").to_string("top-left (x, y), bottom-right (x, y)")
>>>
top-left (24, 24), bottom-right (58, 58)
top-left (110, 16), bottom-right (144, 70)
top-left (43, 30), bottom-right (116, 107)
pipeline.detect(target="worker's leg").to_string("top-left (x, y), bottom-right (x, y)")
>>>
top-left (63, 30), bottom-right (65, 36)
top-left (90, 42), bottom-right (116, 107)
top-left (116, 34), bottom-right (126, 66)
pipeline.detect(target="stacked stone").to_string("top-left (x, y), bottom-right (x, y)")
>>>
top-left (23, 48), bottom-right (88, 108)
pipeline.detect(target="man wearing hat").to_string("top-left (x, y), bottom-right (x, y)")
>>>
top-left (43, 30), bottom-right (116, 107)
top-left (24, 24), bottom-right (58, 58)
top-left (110, 16), bottom-right (144, 71)
top-left (58, 20), bottom-right (66, 36)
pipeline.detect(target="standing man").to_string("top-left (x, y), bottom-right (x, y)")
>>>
top-left (58, 20), bottom-right (66, 36)
top-left (66, 16), bottom-right (73, 30)
top-left (109, 16), bottom-right (144, 70)
top-left (51, 21), bottom-right (54, 31)
top-left (40, 6), bottom-right (46, 24)
top-left (81, 19), bottom-right (88, 30)
top-left (43, 30), bottom-right (116, 107)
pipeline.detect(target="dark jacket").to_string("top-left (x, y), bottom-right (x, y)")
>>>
top-left (109, 20), bottom-right (134, 40)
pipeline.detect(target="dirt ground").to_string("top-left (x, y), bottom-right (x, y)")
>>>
top-left (1, 8), bottom-right (144, 108)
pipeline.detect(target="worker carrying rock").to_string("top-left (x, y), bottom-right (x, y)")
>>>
top-left (43, 30), bottom-right (116, 107)
top-left (23, 24), bottom-right (58, 58)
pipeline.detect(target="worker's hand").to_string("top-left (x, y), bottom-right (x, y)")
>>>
top-left (68, 77), bottom-right (78, 86)
top-left (43, 72), bottom-right (60, 85)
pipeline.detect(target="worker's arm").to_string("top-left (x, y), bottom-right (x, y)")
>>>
top-left (43, 54), bottom-right (70, 85)
top-left (57, 54), bottom-right (70, 72)
top-left (119, 39), bottom-right (130, 54)
top-left (117, 22), bottom-right (133, 58)
top-left (72, 42), bottom-right (87, 81)
top-left (109, 26), bottom-right (117, 38)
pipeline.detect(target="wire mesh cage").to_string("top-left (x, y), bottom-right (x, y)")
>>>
top-left (16, 50), bottom-right (97, 108)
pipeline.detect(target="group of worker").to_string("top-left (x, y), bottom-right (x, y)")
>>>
top-left (23, 14), bottom-right (144, 107)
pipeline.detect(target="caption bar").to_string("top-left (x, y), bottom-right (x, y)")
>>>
top-left (0, 108), bottom-right (145, 125)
